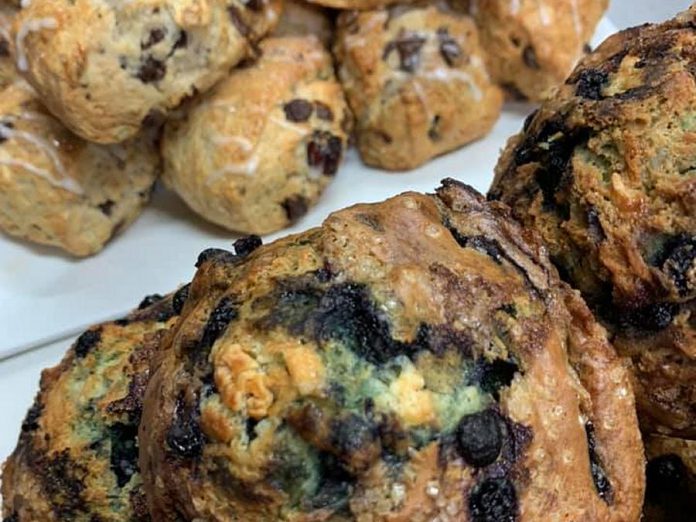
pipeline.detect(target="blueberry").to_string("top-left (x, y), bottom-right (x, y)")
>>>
top-left (172, 283), bottom-right (191, 315)
top-left (74, 328), bottom-right (102, 359)
top-left (233, 235), bottom-right (262, 257)
top-left (457, 409), bottom-right (503, 467)
top-left (137, 293), bottom-right (164, 310)
top-left (469, 477), bottom-right (518, 522)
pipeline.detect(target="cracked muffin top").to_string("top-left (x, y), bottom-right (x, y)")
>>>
top-left (139, 180), bottom-right (643, 521)
top-left (490, 5), bottom-right (696, 437)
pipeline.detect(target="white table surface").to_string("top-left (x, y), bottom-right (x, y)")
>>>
top-left (0, 0), bottom-right (691, 491)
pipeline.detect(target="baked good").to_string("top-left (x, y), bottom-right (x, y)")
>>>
top-left (306, 0), bottom-right (410, 10)
top-left (273, 0), bottom-right (334, 48)
top-left (490, 6), bottom-right (696, 437)
top-left (643, 434), bottom-right (696, 522)
top-left (11, 0), bottom-right (282, 144)
top-left (467, 0), bottom-right (608, 101)
top-left (1, 291), bottom-right (186, 521)
top-left (0, 1), bottom-right (18, 89)
top-left (162, 36), bottom-right (350, 235)
top-left (334, 4), bottom-right (503, 171)
top-left (140, 180), bottom-right (643, 521)
top-left (0, 83), bottom-right (160, 257)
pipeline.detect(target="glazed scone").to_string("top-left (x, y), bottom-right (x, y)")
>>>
top-left (1, 291), bottom-right (187, 522)
top-left (0, 84), bottom-right (160, 257)
top-left (466, 0), bottom-right (608, 101)
top-left (273, 0), bottom-right (333, 48)
top-left (334, 4), bottom-right (503, 171)
top-left (0, 1), bottom-right (17, 89)
top-left (139, 180), bottom-right (644, 521)
top-left (162, 36), bottom-right (350, 235)
top-left (11, 0), bottom-right (282, 144)
top-left (643, 434), bottom-right (696, 522)
top-left (490, 6), bottom-right (696, 437)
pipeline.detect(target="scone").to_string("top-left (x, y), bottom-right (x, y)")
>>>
top-left (467, 0), bottom-right (608, 101)
top-left (306, 0), bottom-right (410, 10)
top-left (490, 6), bottom-right (696, 437)
top-left (334, 4), bottom-right (503, 171)
top-left (162, 36), bottom-right (350, 235)
top-left (0, 2), bottom-right (17, 89)
top-left (1, 291), bottom-right (186, 522)
top-left (139, 180), bottom-right (644, 521)
top-left (643, 434), bottom-right (696, 522)
top-left (11, 0), bottom-right (282, 143)
top-left (0, 83), bottom-right (160, 257)
top-left (274, 0), bottom-right (333, 48)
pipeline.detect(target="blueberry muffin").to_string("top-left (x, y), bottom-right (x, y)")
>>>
top-left (162, 36), bottom-right (350, 235)
top-left (11, 0), bottom-right (282, 144)
top-left (464, 0), bottom-right (608, 101)
top-left (139, 180), bottom-right (643, 521)
top-left (490, 6), bottom-right (696, 437)
top-left (334, 4), bottom-right (503, 171)
top-left (0, 83), bottom-right (160, 257)
top-left (643, 434), bottom-right (696, 522)
top-left (274, 0), bottom-right (334, 48)
top-left (1, 291), bottom-right (187, 522)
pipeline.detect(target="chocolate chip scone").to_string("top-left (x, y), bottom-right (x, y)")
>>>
top-left (643, 434), bottom-right (696, 522)
top-left (162, 36), bottom-right (350, 235)
top-left (1, 290), bottom-right (188, 522)
top-left (11, 0), bottom-right (282, 144)
top-left (274, 0), bottom-right (334, 47)
top-left (465, 0), bottom-right (608, 101)
top-left (334, 4), bottom-right (503, 171)
top-left (0, 83), bottom-right (160, 257)
top-left (490, 6), bottom-right (696, 437)
top-left (139, 180), bottom-right (643, 521)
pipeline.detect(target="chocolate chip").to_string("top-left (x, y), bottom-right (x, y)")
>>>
top-left (173, 30), bottom-right (188, 50)
top-left (457, 409), bottom-right (503, 467)
top-left (98, 199), bottom-right (114, 216)
top-left (282, 195), bottom-right (309, 222)
top-left (138, 294), bottom-right (164, 309)
top-left (384, 35), bottom-right (426, 73)
top-left (522, 46), bottom-right (539, 69)
top-left (469, 477), bottom-right (518, 522)
top-left (228, 5), bottom-right (252, 38)
top-left (0, 38), bottom-right (9, 58)
top-left (243, 0), bottom-right (263, 11)
top-left (574, 69), bottom-right (608, 100)
top-left (173, 284), bottom-right (191, 315)
top-left (428, 115), bottom-right (441, 141)
top-left (646, 454), bottom-right (688, 501)
top-left (307, 130), bottom-right (342, 175)
top-left (284, 99), bottom-right (313, 122)
top-left (142, 28), bottom-right (166, 50)
top-left (438, 29), bottom-right (462, 66)
top-left (74, 328), bottom-right (102, 359)
top-left (315, 102), bottom-right (334, 121)
top-left (136, 57), bottom-right (166, 83)
top-left (233, 234), bottom-right (262, 257)
top-left (21, 399), bottom-right (43, 433)
top-left (583, 43), bottom-right (592, 54)
top-left (585, 422), bottom-right (613, 503)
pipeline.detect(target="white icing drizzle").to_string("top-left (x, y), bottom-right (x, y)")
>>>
top-left (570, 0), bottom-right (583, 40)
top-left (20, 0), bottom-right (33, 8)
top-left (0, 158), bottom-right (81, 193)
top-left (207, 154), bottom-right (260, 183)
top-left (537, 0), bottom-right (552, 26)
top-left (16, 17), bottom-right (58, 71)
top-left (212, 134), bottom-right (254, 152)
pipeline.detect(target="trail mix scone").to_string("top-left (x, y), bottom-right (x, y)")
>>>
top-left (0, 84), bottom-right (160, 257)
top-left (466, 0), bottom-right (608, 101)
top-left (274, 0), bottom-right (333, 47)
top-left (490, 6), bottom-right (696, 437)
top-left (140, 180), bottom-right (643, 521)
top-left (1, 291), bottom-right (187, 522)
top-left (162, 36), bottom-right (350, 235)
top-left (11, 0), bottom-right (282, 144)
top-left (334, 4), bottom-right (503, 171)
top-left (643, 434), bottom-right (696, 522)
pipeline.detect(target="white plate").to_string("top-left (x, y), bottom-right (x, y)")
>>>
top-left (0, 18), bottom-right (618, 359)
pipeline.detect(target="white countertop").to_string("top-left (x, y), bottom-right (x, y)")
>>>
top-left (0, 0), bottom-right (691, 490)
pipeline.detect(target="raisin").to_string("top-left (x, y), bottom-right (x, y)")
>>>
top-left (384, 35), bottom-right (426, 73)
top-left (166, 393), bottom-right (204, 458)
top-left (457, 409), bottom-right (503, 467)
top-left (522, 46), bottom-right (539, 69)
top-left (233, 234), bottom-right (262, 257)
top-left (136, 57), bottom-right (166, 83)
top-left (138, 293), bottom-right (164, 309)
top-left (21, 398), bottom-right (43, 433)
top-left (109, 423), bottom-right (139, 488)
top-left (315, 102), bottom-right (334, 121)
top-left (142, 28), bottom-right (166, 50)
top-left (585, 422), bottom-right (613, 503)
top-left (282, 195), bottom-right (309, 222)
top-left (174, 30), bottom-right (188, 49)
top-left (307, 130), bottom-right (342, 176)
top-left (173, 283), bottom-right (191, 315)
top-left (646, 454), bottom-right (688, 501)
top-left (74, 328), bottom-right (102, 359)
top-left (98, 199), bottom-right (114, 216)
top-left (438, 29), bottom-right (462, 66)
top-left (284, 99), bottom-right (313, 122)
top-left (574, 69), bottom-right (608, 100)
top-left (469, 477), bottom-right (518, 522)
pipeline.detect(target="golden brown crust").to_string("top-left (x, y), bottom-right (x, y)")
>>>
top-left (140, 180), bottom-right (643, 521)
top-left (162, 36), bottom-right (350, 235)
top-left (468, 0), bottom-right (608, 101)
top-left (273, 0), bottom-right (334, 47)
top-left (11, 0), bottom-right (282, 143)
top-left (334, 4), bottom-right (503, 171)
top-left (489, 6), bottom-right (696, 437)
